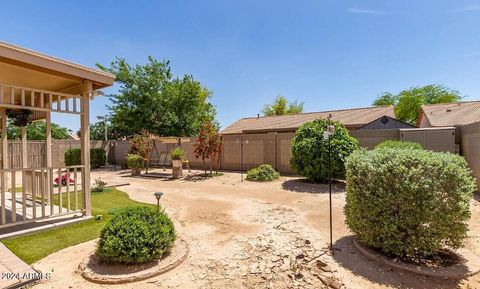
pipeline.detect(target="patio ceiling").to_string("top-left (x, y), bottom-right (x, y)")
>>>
top-left (0, 41), bottom-right (114, 95)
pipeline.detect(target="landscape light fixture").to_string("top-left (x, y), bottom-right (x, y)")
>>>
top-left (236, 138), bottom-right (249, 181)
top-left (154, 192), bottom-right (164, 212)
top-left (324, 114), bottom-right (336, 253)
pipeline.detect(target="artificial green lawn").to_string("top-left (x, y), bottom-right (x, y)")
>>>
top-left (1, 188), bottom-right (155, 264)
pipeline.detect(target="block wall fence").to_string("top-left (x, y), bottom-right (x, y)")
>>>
top-left (1, 126), bottom-right (474, 183)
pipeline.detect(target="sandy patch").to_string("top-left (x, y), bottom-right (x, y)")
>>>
top-left (32, 169), bottom-right (480, 289)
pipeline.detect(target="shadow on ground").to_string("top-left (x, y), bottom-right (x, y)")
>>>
top-left (473, 192), bottom-right (480, 203)
top-left (281, 179), bottom-right (345, 194)
top-left (332, 236), bottom-right (461, 289)
top-left (182, 174), bottom-right (211, 182)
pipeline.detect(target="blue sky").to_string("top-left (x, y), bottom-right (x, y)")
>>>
top-left (1, 0), bottom-right (480, 131)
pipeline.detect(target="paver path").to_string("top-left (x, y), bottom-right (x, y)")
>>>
top-left (0, 242), bottom-right (39, 289)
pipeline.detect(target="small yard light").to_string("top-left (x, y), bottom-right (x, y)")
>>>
top-left (324, 114), bottom-right (336, 253)
top-left (154, 192), bottom-right (163, 212)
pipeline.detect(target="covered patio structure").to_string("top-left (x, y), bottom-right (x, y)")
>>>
top-left (0, 42), bottom-right (114, 236)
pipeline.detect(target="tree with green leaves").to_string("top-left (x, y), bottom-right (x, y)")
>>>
top-left (373, 84), bottom-right (462, 125)
top-left (262, 95), bottom-right (304, 116)
top-left (97, 57), bottom-right (216, 138)
top-left (88, 120), bottom-right (121, 141)
top-left (7, 121), bottom-right (71, 140)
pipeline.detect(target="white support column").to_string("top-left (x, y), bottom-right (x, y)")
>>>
top-left (81, 80), bottom-right (92, 216)
top-left (21, 126), bottom-right (27, 219)
top-left (45, 112), bottom-right (52, 168)
top-left (46, 111), bottom-right (52, 210)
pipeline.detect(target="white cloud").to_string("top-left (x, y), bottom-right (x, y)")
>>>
top-left (347, 8), bottom-right (386, 15)
top-left (455, 4), bottom-right (480, 12)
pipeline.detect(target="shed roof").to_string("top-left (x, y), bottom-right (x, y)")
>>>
top-left (419, 101), bottom-right (480, 127)
top-left (221, 106), bottom-right (395, 134)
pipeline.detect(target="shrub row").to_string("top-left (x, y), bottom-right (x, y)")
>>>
top-left (65, 148), bottom-right (107, 168)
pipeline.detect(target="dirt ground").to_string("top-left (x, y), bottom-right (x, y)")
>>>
top-left (33, 169), bottom-right (480, 289)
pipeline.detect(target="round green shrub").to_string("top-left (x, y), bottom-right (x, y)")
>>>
top-left (96, 206), bottom-right (176, 264)
top-left (345, 148), bottom-right (476, 259)
top-left (375, 140), bottom-right (423, 150)
top-left (246, 164), bottom-right (280, 181)
top-left (126, 153), bottom-right (144, 169)
top-left (290, 119), bottom-right (359, 183)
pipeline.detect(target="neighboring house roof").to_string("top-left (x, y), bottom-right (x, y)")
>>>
top-left (221, 106), bottom-right (395, 134)
top-left (418, 101), bottom-right (480, 127)
top-left (358, 115), bottom-right (414, 130)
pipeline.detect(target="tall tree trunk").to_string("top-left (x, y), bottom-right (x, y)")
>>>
top-left (203, 158), bottom-right (206, 175)
top-left (210, 158), bottom-right (213, 176)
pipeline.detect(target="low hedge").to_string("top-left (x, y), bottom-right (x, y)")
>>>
top-left (345, 148), bottom-right (476, 259)
top-left (96, 206), bottom-right (176, 264)
top-left (375, 140), bottom-right (423, 150)
top-left (246, 164), bottom-right (280, 182)
top-left (64, 148), bottom-right (106, 168)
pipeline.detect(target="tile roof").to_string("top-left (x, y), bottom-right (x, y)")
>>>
top-left (221, 106), bottom-right (395, 134)
top-left (420, 101), bottom-right (480, 127)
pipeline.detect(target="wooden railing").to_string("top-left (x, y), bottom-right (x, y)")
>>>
top-left (0, 83), bottom-right (83, 115)
top-left (0, 165), bottom-right (85, 228)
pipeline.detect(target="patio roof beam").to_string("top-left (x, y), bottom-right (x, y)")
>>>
top-left (0, 83), bottom-right (85, 117)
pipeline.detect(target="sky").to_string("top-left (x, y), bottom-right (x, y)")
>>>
top-left (1, 0), bottom-right (480, 132)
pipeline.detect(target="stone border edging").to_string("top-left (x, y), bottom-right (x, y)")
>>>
top-left (79, 237), bottom-right (189, 284)
top-left (353, 238), bottom-right (480, 279)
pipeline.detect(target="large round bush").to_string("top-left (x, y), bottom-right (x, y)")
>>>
top-left (345, 148), bottom-right (476, 259)
top-left (246, 164), bottom-right (280, 181)
top-left (375, 140), bottom-right (423, 150)
top-left (290, 119), bottom-right (359, 182)
top-left (96, 206), bottom-right (176, 264)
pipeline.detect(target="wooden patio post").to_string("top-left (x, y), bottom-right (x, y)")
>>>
top-left (1, 109), bottom-right (7, 225)
top-left (45, 111), bottom-right (53, 214)
top-left (81, 80), bottom-right (92, 216)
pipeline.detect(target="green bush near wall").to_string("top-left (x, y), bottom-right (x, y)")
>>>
top-left (345, 148), bottom-right (476, 259)
top-left (375, 140), bottom-right (423, 150)
top-left (246, 164), bottom-right (280, 181)
top-left (64, 148), bottom-right (106, 168)
top-left (290, 119), bottom-right (359, 183)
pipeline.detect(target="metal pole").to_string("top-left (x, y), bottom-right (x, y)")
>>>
top-left (240, 138), bottom-right (244, 182)
top-left (104, 117), bottom-right (108, 142)
top-left (328, 120), bottom-right (333, 252)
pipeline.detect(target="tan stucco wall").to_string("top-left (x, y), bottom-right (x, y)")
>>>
top-left (460, 122), bottom-right (480, 188)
